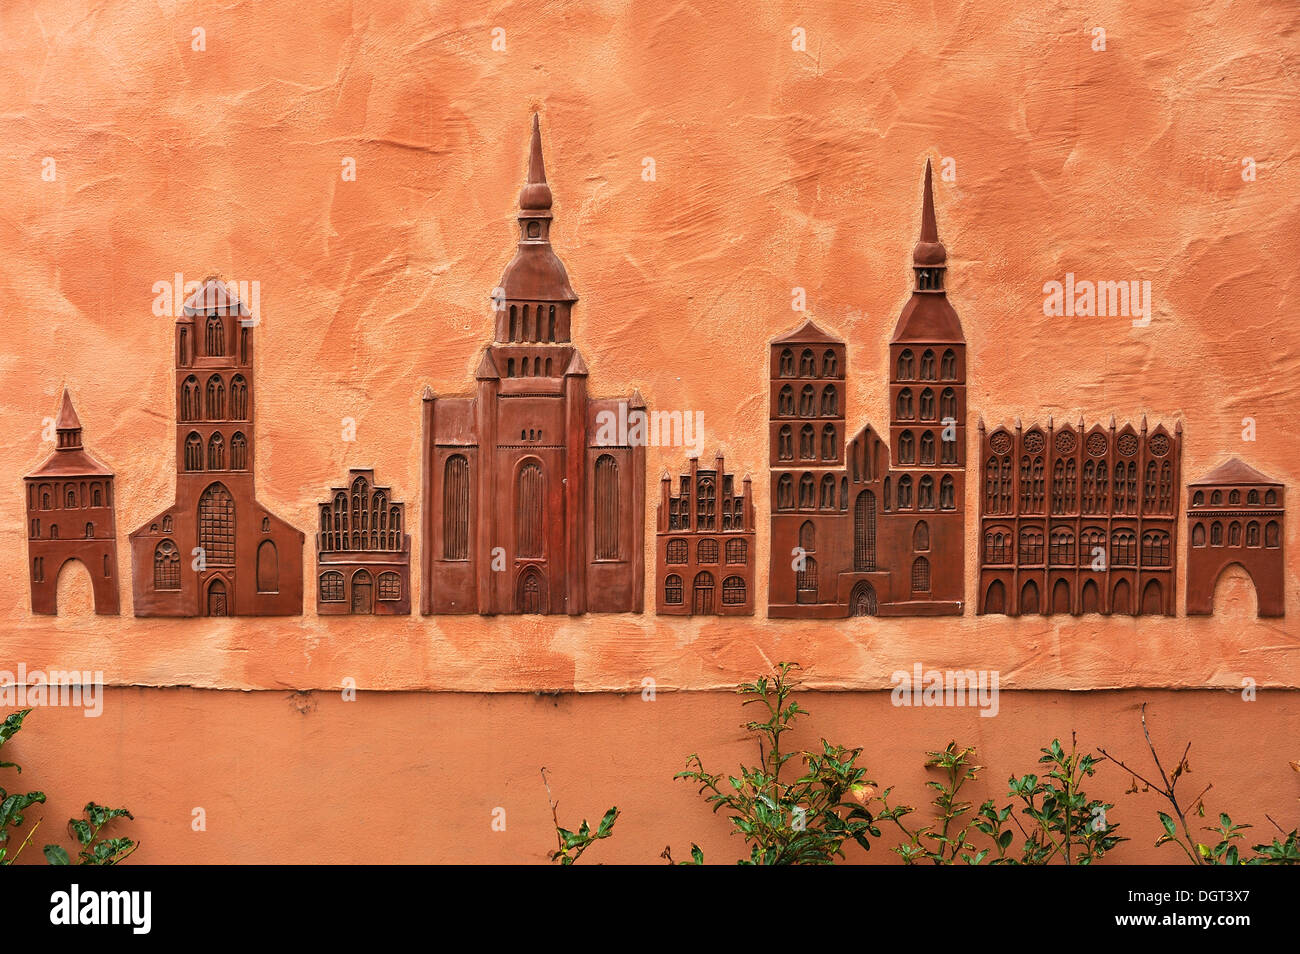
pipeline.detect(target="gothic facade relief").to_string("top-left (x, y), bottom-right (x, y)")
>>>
top-left (656, 454), bottom-right (756, 616)
top-left (768, 161), bottom-right (966, 617)
top-left (1185, 459), bottom-right (1285, 617)
top-left (977, 417), bottom-right (1182, 616)
top-left (24, 390), bottom-right (120, 615)
top-left (419, 116), bottom-right (645, 615)
top-left (128, 279), bottom-right (305, 617)
top-left (317, 469), bottom-right (412, 615)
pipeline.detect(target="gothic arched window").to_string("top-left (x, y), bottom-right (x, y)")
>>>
top-left (799, 385), bottom-right (816, 417)
top-left (778, 425), bottom-right (793, 461)
top-left (515, 461), bottom-right (545, 558)
top-left (822, 349), bottom-right (837, 376)
top-left (443, 455), bottom-right (470, 560)
top-left (198, 483), bottom-right (235, 565)
top-left (206, 375), bottom-right (225, 420)
top-left (820, 386), bottom-right (838, 416)
top-left (205, 316), bottom-right (224, 356)
top-left (919, 389), bottom-right (936, 420)
top-left (594, 454), bottom-right (621, 560)
top-left (897, 388), bottom-right (914, 419)
top-left (920, 350), bottom-right (936, 380)
top-left (153, 540), bottom-right (180, 590)
top-left (207, 433), bottom-right (225, 470)
top-left (230, 432), bottom-right (247, 470)
top-left (897, 349), bottom-right (914, 380)
top-left (779, 348), bottom-right (794, 376)
top-left (821, 424), bottom-right (836, 461)
top-left (941, 349), bottom-right (957, 380)
top-left (230, 375), bottom-right (248, 420)
top-left (800, 349), bottom-right (815, 376)
top-left (778, 385), bottom-right (794, 416)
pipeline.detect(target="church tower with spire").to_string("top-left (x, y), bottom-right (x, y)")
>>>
top-left (419, 115), bottom-right (645, 615)
top-left (765, 160), bottom-right (967, 617)
top-left (883, 158), bottom-right (966, 613)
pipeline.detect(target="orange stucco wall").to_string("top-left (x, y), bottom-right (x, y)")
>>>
top-left (3, 688), bottom-right (1296, 864)
top-left (0, 1), bottom-right (1296, 862)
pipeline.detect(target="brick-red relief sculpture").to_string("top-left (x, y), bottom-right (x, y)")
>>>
top-left (317, 468), bottom-right (412, 615)
top-left (129, 278), bottom-right (305, 617)
top-left (656, 453), bottom-right (756, 616)
top-left (419, 115), bottom-right (645, 615)
top-left (977, 415), bottom-right (1182, 616)
top-left (767, 161), bottom-right (966, 617)
top-left (24, 390), bottom-right (120, 615)
top-left (1185, 459), bottom-right (1285, 617)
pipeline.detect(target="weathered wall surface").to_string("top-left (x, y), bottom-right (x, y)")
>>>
top-left (1, 0), bottom-right (1296, 692)
top-left (4, 688), bottom-right (1297, 864)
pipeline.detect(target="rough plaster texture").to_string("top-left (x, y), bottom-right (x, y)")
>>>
top-left (0, 1), bottom-right (1297, 692)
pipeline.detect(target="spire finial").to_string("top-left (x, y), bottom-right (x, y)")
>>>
top-left (920, 158), bottom-right (938, 242)
top-left (519, 113), bottom-right (552, 212)
top-left (912, 157), bottom-right (947, 276)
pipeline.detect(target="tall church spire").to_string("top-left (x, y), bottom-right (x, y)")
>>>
top-left (495, 113), bottom-right (577, 344)
top-left (890, 159), bottom-right (964, 344)
top-left (912, 158), bottom-right (947, 292)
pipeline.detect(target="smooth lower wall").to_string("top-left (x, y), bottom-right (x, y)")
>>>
top-left (5, 687), bottom-right (1297, 864)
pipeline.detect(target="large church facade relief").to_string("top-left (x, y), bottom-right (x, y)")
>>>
top-left (128, 279), bottom-right (305, 617)
top-left (767, 161), bottom-right (967, 618)
top-left (419, 116), bottom-right (646, 616)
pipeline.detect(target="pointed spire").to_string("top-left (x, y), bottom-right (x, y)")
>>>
top-left (56, 388), bottom-right (81, 430)
top-left (912, 158), bottom-right (947, 271)
top-left (519, 113), bottom-right (553, 212)
top-left (54, 388), bottom-right (83, 450)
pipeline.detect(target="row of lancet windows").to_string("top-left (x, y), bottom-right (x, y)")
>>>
top-left (776, 473), bottom-right (956, 512)
top-left (984, 528), bottom-right (1172, 566)
top-left (180, 375), bottom-right (248, 422)
top-left (895, 349), bottom-right (958, 381)
top-left (1192, 489), bottom-right (1278, 507)
top-left (319, 476), bottom-right (404, 552)
top-left (183, 432), bottom-right (248, 471)
top-left (776, 384), bottom-right (840, 418)
top-left (665, 537), bottom-right (748, 565)
top-left (29, 520), bottom-right (100, 539)
top-left (438, 454), bottom-right (622, 561)
top-left (778, 348), bottom-right (839, 378)
top-left (663, 573), bottom-right (746, 606)
top-left (28, 481), bottom-right (111, 511)
top-left (898, 430), bottom-right (958, 465)
top-left (666, 478), bottom-right (746, 531)
top-left (182, 317), bottom-right (249, 363)
top-left (985, 457), bottom-right (1175, 516)
top-left (895, 388), bottom-right (957, 421)
top-left (777, 423), bottom-right (839, 462)
top-left (506, 304), bottom-right (559, 343)
top-left (505, 356), bottom-right (554, 378)
top-left (1191, 520), bottom-right (1281, 548)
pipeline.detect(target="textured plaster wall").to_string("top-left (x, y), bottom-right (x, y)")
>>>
top-left (0, 0), bottom-right (1297, 694)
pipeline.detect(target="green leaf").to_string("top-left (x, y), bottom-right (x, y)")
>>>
top-left (1158, 812), bottom-right (1177, 839)
top-left (43, 844), bottom-right (70, 865)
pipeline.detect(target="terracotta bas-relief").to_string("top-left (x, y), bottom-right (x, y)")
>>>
top-left (419, 116), bottom-right (646, 615)
top-left (977, 416), bottom-right (1182, 617)
top-left (656, 453), bottom-right (756, 616)
top-left (128, 279), bottom-right (305, 617)
top-left (1185, 459), bottom-right (1285, 617)
top-left (317, 468), bottom-right (412, 615)
top-left (23, 390), bottom-right (120, 615)
top-left (768, 162), bottom-right (966, 618)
